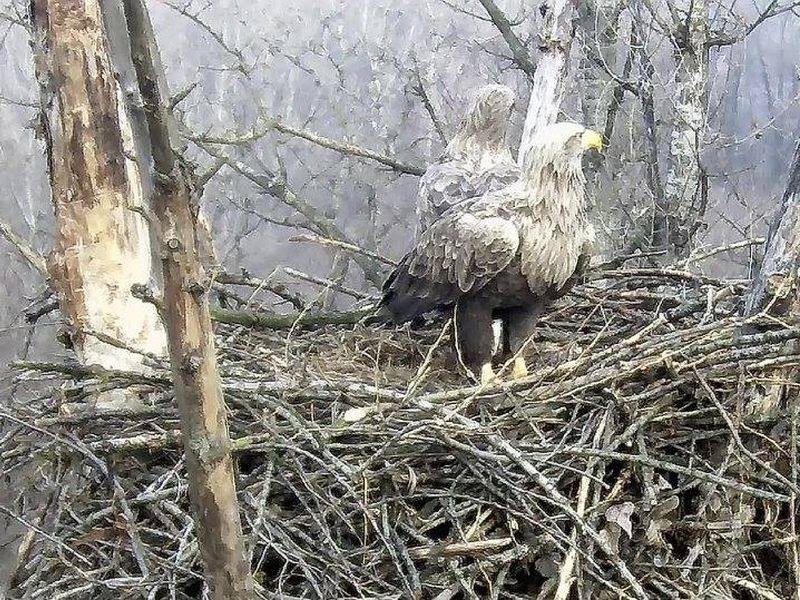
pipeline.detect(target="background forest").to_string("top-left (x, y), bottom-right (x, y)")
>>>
top-left (1, 0), bottom-right (799, 366)
top-left (2, 0), bottom-right (800, 598)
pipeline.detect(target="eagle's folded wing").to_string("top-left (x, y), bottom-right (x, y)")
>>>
top-left (380, 204), bottom-right (519, 322)
top-left (417, 162), bottom-right (476, 232)
top-left (409, 210), bottom-right (519, 290)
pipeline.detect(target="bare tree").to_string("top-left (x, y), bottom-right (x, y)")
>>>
top-left (578, 0), bottom-right (623, 131)
top-left (119, 0), bottom-right (254, 597)
top-left (662, 0), bottom-right (710, 252)
top-left (28, 0), bottom-right (167, 384)
top-left (517, 0), bottom-right (578, 164)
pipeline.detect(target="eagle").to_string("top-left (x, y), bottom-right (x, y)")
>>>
top-left (379, 122), bottom-right (602, 384)
top-left (416, 84), bottom-right (520, 233)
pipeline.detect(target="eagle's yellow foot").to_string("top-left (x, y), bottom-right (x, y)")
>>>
top-left (511, 356), bottom-right (528, 380)
top-left (480, 363), bottom-right (497, 385)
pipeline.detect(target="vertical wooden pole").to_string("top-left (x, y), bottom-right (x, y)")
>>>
top-left (120, 0), bottom-right (254, 597)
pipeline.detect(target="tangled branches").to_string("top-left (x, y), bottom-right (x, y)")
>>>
top-left (2, 269), bottom-right (800, 599)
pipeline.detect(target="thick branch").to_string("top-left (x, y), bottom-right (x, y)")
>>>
top-left (211, 306), bottom-right (371, 330)
top-left (121, 0), bottom-right (254, 597)
top-left (213, 270), bottom-right (306, 310)
top-left (476, 0), bottom-right (537, 79)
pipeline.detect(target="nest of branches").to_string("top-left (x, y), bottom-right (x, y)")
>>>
top-left (3, 266), bottom-right (800, 599)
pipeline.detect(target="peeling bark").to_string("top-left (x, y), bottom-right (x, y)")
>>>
top-left (742, 139), bottom-right (800, 418)
top-left (664, 0), bottom-right (709, 253)
top-left (517, 0), bottom-right (578, 166)
top-left (121, 0), bottom-right (253, 597)
top-left (29, 0), bottom-right (166, 376)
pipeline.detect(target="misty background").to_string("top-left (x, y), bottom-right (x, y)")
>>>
top-left (0, 0), bottom-right (798, 367)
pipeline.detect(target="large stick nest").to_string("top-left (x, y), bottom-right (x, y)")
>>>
top-left (3, 268), bottom-right (800, 599)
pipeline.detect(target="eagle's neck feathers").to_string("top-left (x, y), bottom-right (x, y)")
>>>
top-left (512, 158), bottom-right (594, 292)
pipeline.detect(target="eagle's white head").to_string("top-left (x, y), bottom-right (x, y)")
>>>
top-left (445, 84), bottom-right (515, 165)
top-left (519, 122), bottom-right (602, 199)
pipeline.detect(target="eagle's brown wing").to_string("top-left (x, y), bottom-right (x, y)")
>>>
top-left (381, 199), bottom-right (519, 323)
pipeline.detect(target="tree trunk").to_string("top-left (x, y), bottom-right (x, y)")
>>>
top-left (577, 0), bottom-right (622, 198)
top-left (120, 0), bottom-right (254, 597)
top-left (741, 138), bottom-right (800, 419)
top-left (517, 0), bottom-right (577, 166)
top-left (664, 0), bottom-right (709, 253)
top-left (29, 0), bottom-right (167, 380)
top-left (746, 139), bottom-right (800, 316)
top-left (630, 13), bottom-right (668, 249)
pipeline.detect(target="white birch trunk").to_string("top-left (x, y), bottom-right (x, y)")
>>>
top-left (30, 0), bottom-right (167, 378)
top-left (664, 0), bottom-right (709, 251)
top-left (517, 0), bottom-right (577, 167)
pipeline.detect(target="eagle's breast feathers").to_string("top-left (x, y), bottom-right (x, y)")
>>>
top-left (518, 206), bottom-right (595, 294)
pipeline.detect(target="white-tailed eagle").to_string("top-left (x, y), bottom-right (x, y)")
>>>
top-left (380, 122), bottom-right (602, 383)
top-left (416, 84), bottom-right (519, 233)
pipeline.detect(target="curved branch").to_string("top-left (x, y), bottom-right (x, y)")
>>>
top-left (190, 117), bottom-right (425, 176)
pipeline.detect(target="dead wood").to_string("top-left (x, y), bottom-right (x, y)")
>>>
top-left (5, 268), bottom-right (800, 599)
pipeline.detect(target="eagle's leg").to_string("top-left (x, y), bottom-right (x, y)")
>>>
top-left (503, 301), bottom-right (545, 379)
top-left (454, 297), bottom-right (496, 384)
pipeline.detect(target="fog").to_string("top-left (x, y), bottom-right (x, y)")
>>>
top-left (0, 0), bottom-right (798, 362)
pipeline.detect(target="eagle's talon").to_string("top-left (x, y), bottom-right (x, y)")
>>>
top-left (511, 357), bottom-right (528, 380)
top-left (480, 363), bottom-right (497, 385)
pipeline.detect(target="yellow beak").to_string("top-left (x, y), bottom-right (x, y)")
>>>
top-left (581, 129), bottom-right (603, 151)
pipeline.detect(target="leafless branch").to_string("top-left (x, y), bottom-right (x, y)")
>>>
top-left (709, 0), bottom-right (800, 47)
top-left (156, 0), bottom-right (252, 77)
top-left (189, 115), bottom-right (425, 176)
top-left (410, 61), bottom-right (448, 146)
top-left (192, 139), bottom-right (386, 287)
top-left (289, 233), bottom-right (397, 267)
top-left (284, 267), bottom-right (373, 300)
top-left (476, 0), bottom-right (536, 79)
top-left (0, 218), bottom-right (48, 276)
